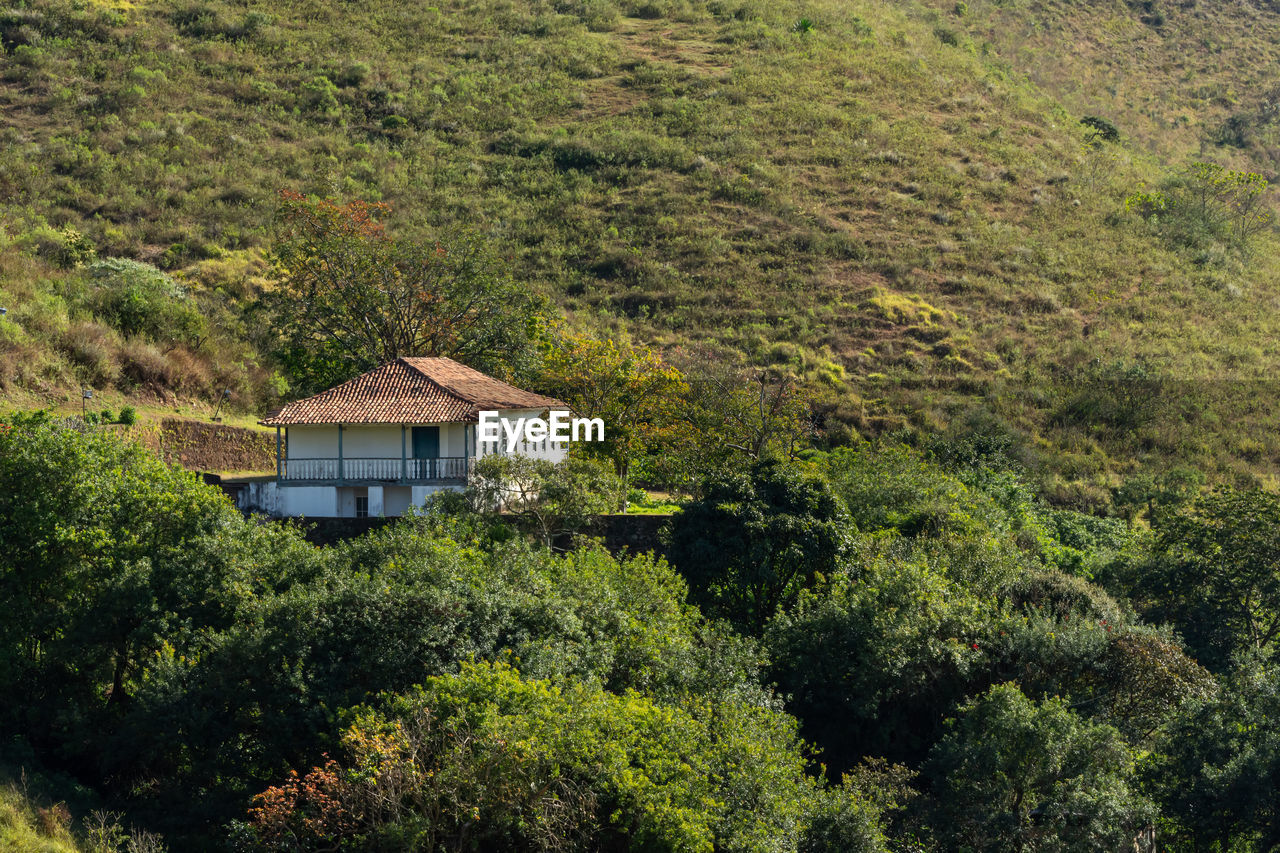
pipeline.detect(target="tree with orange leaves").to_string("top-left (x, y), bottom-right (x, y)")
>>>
top-left (267, 191), bottom-right (542, 393)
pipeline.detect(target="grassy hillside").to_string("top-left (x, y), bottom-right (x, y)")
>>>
top-left (6, 0), bottom-right (1280, 500)
top-left (911, 0), bottom-right (1280, 171)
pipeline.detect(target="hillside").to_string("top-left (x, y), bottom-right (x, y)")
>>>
top-left (912, 0), bottom-right (1280, 171)
top-left (5, 0), bottom-right (1280, 500)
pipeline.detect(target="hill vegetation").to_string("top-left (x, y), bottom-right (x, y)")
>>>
top-left (7, 410), bottom-right (1280, 850)
top-left (13, 4), bottom-right (1280, 845)
top-left (6, 0), bottom-right (1280, 500)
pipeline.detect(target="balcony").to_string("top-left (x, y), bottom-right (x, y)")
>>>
top-left (280, 456), bottom-right (473, 485)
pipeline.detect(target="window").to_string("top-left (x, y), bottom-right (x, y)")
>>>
top-left (355, 496), bottom-right (369, 518)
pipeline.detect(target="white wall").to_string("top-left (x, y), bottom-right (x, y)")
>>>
top-left (439, 423), bottom-right (466, 456)
top-left (280, 485), bottom-right (338, 517)
top-left (287, 425), bottom-right (338, 458)
top-left (384, 485), bottom-right (413, 516)
top-left (241, 481), bottom-right (468, 517)
top-left (343, 426), bottom-right (403, 457)
top-left (288, 424), bottom-right (472, 458)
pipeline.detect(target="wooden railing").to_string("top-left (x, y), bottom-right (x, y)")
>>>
top-left (281, 457), bottom-right (472, 483)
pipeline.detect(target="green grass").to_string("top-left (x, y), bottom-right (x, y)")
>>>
top-left (0, 786), bottom-right (82, 853)
top-left (7, 0), bottom-right (1280, 500)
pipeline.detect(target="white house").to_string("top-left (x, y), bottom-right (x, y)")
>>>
top-left (245, 357), bottom-right (569, 518)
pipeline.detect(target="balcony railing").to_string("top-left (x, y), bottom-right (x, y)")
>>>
top-left (281, 456), bottom-right (472, 483)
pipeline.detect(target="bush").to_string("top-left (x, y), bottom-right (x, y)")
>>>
top-left (1129, 162), bottom-right (1275, 255)
top-left (118, 406), bottom-right (136, 426)
top-left (57, 321), bottom-right (120, 386)
top-left (85, 259), bottom-right (206, 346)
top-left (463, 454), bottom-right (621, 547)
top-left (238, 661), bottom-right (824, 852)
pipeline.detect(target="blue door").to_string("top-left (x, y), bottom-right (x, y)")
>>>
top-left (412, 426), bottom-right (440, 479)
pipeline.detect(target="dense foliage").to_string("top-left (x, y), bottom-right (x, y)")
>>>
top-left (4, 416), bottom-right (1280, 851)
top-left (8, 0), bottom-right (1280, 846)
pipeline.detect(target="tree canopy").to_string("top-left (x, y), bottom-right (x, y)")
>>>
top-left (267, 191), bottom-right (542, 392)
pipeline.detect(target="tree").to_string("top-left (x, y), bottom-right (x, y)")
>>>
top-left (268, 191), bottom-right (541, 393)
top-left (0, 411), bottom-right (317, 808)
top-left (663, 346), bottom-right (812, 492)
top-left (926, 683), bottom-right (1155, 853)
top-left (537, 332), bottom-right (686, 499)
top-left (237, 661), bottom-right (827, 853)
top-left (462, 454), bottom-right (621, 548)
top-left (1148, 656), bottom-right (1280, 850)
top-left (665, 460), bottom-right (852, 632)
top-left (766, 549), bottom-right (994, 771)
top-left (1143, 487), bottom-right (1280, 670)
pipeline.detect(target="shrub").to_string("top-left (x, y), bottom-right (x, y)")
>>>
top-left (1081, 114), bottom-right (1120, 143)
top-left (118, 405), bottom-right (137, 426)
top-left (1130, 162), bottom-right (1275, 255)
top-left (119, 339), bottom-right (177, 389)
top-left (54, 227), bottom-right (95, 269)
top-left (57, 320), bottom-right (120, 386)
top-left (239, 662), bottom-right (824, 852)
top-left (300, 75), bottom-right (341, 117)
top-left (85, 258), bottom-right (206, 346)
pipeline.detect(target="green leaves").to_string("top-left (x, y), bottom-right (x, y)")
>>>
top-left (464, 454), bottom-right (621, 548)
top-left (665, 460), bottom-right (852, 632)
top-left (927, 684), bottom-right (1155, 853)
top-left (266, 192), bottom-right (542, 394)
top-left (1144, 486), bottom-right (1280, 670)
top-left (84, 258), bottom-right (206, 347)
top-left (240, 661), bottom-right (826, 852)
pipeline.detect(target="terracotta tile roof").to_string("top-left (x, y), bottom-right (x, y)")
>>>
top-left (260, 357), bottom-right (564, 426)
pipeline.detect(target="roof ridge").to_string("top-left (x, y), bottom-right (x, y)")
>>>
top-left (402, 355), bottom-right (511, 402)
top-left (397, 356), bottom-right (469, 404)
top-left (259, 357), bottom-right (564, 426)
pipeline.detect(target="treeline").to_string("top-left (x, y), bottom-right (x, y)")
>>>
top-left (5, 413), bottom-right (1280, 850)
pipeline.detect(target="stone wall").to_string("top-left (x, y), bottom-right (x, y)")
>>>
top-left (280, 513), bottom-right (672, 554)
top-left (143, 418), bottom-right (276, 473)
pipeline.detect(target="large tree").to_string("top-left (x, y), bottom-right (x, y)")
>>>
top-left (268, 191), bottom-right (541, 392)
top-left (665, 460), bottom-right (852, 632)
top-left (927, 683), bottom-right (1155, 853)
top-left (1142, 486), bottom-right (1280, 670)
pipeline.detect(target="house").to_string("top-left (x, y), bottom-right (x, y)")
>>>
top-left (243, 357), bottom-right (569, 518)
